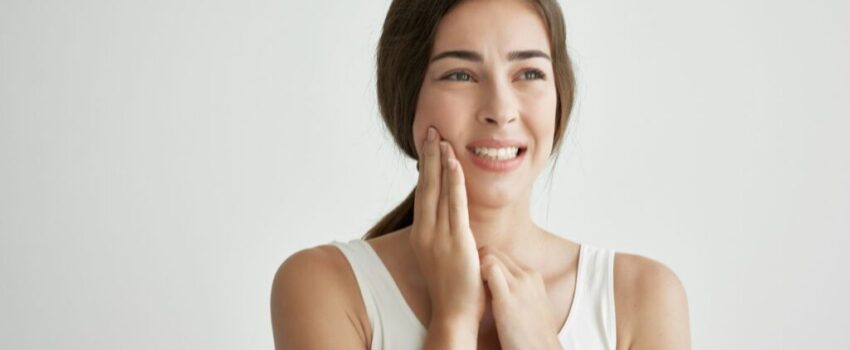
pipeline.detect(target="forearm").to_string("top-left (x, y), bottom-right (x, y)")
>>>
top-left (422, 316), bottom-right (478, 350)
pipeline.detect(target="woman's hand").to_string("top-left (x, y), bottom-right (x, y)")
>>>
top-left (480, 246), bottom-right (563, 350)
top-left (410, 126), bottom-right (486, 331)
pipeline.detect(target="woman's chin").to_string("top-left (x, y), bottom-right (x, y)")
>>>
top-left (465, 182), bottom-right (519, 209)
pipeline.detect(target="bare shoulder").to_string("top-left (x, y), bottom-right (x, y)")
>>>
top-left (270, 244), bottom-right (368, 350)
top-left (613, 252), bottom-right (691, 350)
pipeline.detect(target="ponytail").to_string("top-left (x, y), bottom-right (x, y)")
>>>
top-left (362, 187), bottom-right (416, 239)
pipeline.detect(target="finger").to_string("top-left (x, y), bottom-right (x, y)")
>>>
top-left (487, 248), bottom-right (526, 280)
top-left (437, 141), bottom-right (451, 235)
top-left (480, 246), bottom-right (525, 283)
top-left (415, 127), bottom-right (442, 233)
top-left (445, 143), bottom-right (470, 232)
top-left (445, 143), bottom-right (474, 246)
top-left (482, 256), bottom-right (511, 300)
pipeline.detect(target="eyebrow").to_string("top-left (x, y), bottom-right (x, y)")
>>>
top-left (429, 49), bottom-right (551, 63)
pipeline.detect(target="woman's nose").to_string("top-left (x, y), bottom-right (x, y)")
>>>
top-left (477, 79), bottom-right (519, 126)
top-left (483, 113), bottom-right (517, 126)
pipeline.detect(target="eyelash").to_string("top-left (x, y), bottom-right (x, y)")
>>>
top-left (441, 69), bottom-right (547, 82)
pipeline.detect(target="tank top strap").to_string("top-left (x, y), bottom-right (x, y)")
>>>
top-left (575, 244), bottom-right (618, 348)
top-left (330, 239), bottom-right (426, 349)
top-left (330, 239), bottom-right (384, 342)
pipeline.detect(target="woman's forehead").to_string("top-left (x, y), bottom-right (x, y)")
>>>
top-left (432, 0), bottom-right (551, 58)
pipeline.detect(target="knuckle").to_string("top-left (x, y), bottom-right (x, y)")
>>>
top-left (421, 175), bottom-right (430, 190)
top-left (410, 235), bottom-right (426, 248)
top-left (481, 261), bottom-right (493, 279)
top-left (483, 264), bottom-right (494, 277)
top-left (483, 254), bottom-right (497, 266)
top-left (410, 226), bottom-right (429, 242)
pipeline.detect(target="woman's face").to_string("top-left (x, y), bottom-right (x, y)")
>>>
top-left (413, 0), bottom-right (558, 208)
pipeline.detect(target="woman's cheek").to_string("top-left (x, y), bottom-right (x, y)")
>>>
top-left (518, 83), bottom-right (556, 104)
top-left (430, 88), bottom-right (475, 114)
top-left (418, 92), bottom-right (473, 132)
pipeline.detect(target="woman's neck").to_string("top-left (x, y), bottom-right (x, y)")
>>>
top-left (466, 197), bottom-right (551, 267)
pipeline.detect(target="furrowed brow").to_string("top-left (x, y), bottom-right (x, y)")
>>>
top-left (429, 49), bottom-right (550, 63)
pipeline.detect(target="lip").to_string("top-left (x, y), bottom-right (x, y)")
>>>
top-left (466, 139), bottom-right (528, 149)
top-left (465, 139), bottom-right (528, 173)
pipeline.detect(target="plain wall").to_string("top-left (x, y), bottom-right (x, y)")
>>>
top-left (1, 0), bottom-right (848, 348)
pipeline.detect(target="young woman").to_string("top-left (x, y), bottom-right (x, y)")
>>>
top-left (271, 0), bottom-right (691, 349)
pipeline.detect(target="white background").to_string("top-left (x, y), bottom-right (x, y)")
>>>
top-left (1, 0), bottom-right (848, 349)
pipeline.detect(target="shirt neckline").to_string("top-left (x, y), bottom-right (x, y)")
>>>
top-left (357, 239), bottom-right (585, 336)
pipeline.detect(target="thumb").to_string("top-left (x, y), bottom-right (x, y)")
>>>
top-left (483, 259), bottom-right (510, 301)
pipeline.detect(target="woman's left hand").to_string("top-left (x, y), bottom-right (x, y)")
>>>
top-left (479, 245), bottom-right (563, 350)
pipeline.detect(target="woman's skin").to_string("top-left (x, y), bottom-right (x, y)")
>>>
top-left (413, 0), bottom-right (559, 266)
top-left (411, 125), bottom-right (568, 350)
top-left (271, 0), bottom-right (691, 349)
top-left (408, 0), bottom-right (577, 347)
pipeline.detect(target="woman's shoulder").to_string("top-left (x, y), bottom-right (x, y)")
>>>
top-left (612, 251), bottom-right (690, 349)
top-left (271, 242), bottom-right (367, 311)
top-left (270, 243), bottom-right (370, 348)
top-left (274, 244), bottom-right (354, 284)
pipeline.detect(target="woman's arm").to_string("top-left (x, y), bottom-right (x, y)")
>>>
top-left (615, 254), bottom-right (692, 350)
top-left (270, 247), bottom-right (367, 350)
top-left (423, 315), bottom-right (479, 349)
top-left (270, 245), bottom-right (480, 350)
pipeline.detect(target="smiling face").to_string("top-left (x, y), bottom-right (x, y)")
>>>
top-left (412, 0), bottom-right (558, 208)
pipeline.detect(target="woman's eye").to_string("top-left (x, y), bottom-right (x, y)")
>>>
top-left (441, 69), bottom-right (546, 82)
top-left (443, 71), bottom-right (473, 82)
top-left (521, 69), bottom-right (546, 80)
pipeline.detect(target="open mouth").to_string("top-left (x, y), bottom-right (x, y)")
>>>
top-left (467, 145), bottom-right (528, 161)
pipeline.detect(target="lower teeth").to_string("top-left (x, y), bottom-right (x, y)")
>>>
top-left (476, 153), bottom-right (517, 161)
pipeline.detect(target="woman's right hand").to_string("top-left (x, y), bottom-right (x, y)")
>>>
top-left (409, 126), bottom-right (485, 330)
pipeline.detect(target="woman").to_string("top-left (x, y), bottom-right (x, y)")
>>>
top-left (271, 0), bottom-right (691, 349)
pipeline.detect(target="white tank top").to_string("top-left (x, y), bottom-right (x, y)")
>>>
top-left (331, 239), bottom-right (618, 349)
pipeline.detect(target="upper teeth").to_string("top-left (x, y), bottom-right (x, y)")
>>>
top-left (473, 147), bottom-right (520, 160)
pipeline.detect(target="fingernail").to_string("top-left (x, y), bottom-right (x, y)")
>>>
top-left (427, 127), bottom-right (436, 142)
top-left (448, 158), bottom-right (457, 170)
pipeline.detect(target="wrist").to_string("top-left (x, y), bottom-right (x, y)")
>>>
top-left (429, 311), bottom-right (479, 332)
top-left (425, 313), bottom-right (479, 350)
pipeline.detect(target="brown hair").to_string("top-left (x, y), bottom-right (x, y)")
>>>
top-left (363, 0), bottom-right (576, 239)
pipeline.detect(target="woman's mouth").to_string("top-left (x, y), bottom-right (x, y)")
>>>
top-left (470, 146), bottom-right (525, 160)
top-left (465, 145), bottom-right (528, 173)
